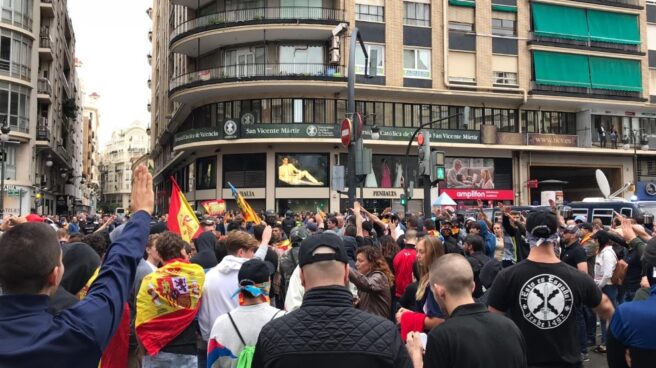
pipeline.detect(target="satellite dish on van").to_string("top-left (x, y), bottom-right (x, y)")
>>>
top-left (596, 169), bottom-right (611, 199)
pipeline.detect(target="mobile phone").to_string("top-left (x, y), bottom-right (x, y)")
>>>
top-left (419, 333), bottom-right (428, 349)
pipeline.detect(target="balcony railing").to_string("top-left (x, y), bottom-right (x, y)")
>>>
top-left (38, 78), bottom-right (52, 95)
top-left (573, 0), bottom-right (641, 7)
top-left (531, 82), bottom-right (642, 99)
top-left (37, 118), bottom-right (49, 140)
top-left (170, 7), bottom-right (344, 42)
top-left (530, 33), bottom-right (641, 53)
top-left (170, 63), bottom-right (345, 92)
top-left (39, 34), bottom-right (52, 48)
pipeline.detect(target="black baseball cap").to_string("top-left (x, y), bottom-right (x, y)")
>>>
top-left (298, 233), bottom-right (349, 267)
top-left (238, 259), bottom-right (274, 285)
top-left (579, 222), bottom-right (593, 232)
top-left (526, 209), bottom-right (558, 238)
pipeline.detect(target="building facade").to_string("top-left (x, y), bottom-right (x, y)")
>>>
top-left (81, 91), bottom-right (100, 212)
top-left (149, 0), bottom-right (656, 215)
top-left (0, 0), bottom-right (84, 216)
top-left (99, 122), bottom-right (149, 211)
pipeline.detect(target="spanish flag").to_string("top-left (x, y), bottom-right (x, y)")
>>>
top-left (79, 268), bottom-right (131, 368)
top-left (228, 182), bottom-right (262, 224)
top-left (168, 177), bottom-right (202, 243)
top-left (136, 259), bottom-right (205, 356)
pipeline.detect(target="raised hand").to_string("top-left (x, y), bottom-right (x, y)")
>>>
top-left (130, 164), bottom-right (154, 216)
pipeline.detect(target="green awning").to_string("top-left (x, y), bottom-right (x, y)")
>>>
top-left (492, 4), bottom-right (517, 13)
top-left (531, 3), bottom-right (588, 41)
top-left (587, 10), bottom-right (640, 45)
top-left (589, 57), bottom-right (642, 92)
top-left (449, 0), bottom-right (476, 8)
top-left (533, 51), bottom-right (591, 88)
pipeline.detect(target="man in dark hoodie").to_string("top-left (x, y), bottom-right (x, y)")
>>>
top-left (500, 205), bottom-right (529, 262)
top-left (190, 232), bottom-right (219, 270)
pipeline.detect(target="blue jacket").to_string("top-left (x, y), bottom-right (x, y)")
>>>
top-left (478, 220), bottom-right (496, 259)
top-left (607, 286), bottom-right (656, 368)
top-left (0, 211), bottom-right (151, 368)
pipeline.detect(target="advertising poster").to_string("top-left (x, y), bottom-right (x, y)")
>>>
top-left (276, 153), bottom-right (329, 187)
top-left (445, 158), bottom-right (496, 189)
top-left (201, 200), bottom-right (226, 217)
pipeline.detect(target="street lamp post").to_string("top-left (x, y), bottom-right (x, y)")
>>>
top-left (402, 113), bottom-right (462, 215)
top-left (0, 117), bottom-right (10, 218)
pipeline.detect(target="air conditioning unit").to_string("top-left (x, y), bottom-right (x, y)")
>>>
top-left (331, 36), bottom-right (340, 50)
top-left (330, 49), bottom-right (340, 65)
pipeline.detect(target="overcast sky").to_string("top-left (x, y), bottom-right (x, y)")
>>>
top-left (68, 0), bottom-right (152, 148)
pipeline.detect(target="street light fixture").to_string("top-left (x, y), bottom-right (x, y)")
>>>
top-left (0, 116), bottom-right (9, 218)
top-left (45, 154), bottom-right (53, 167)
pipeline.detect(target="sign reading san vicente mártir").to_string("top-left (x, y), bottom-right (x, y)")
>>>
top-left (173, 124), bottom-right (482, 148)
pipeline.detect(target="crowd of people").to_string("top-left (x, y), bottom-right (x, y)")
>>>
top-left (0, 165), bottom-right (655, 368)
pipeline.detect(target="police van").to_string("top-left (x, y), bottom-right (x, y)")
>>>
top-left (566, 198), bottom-right (656, 226)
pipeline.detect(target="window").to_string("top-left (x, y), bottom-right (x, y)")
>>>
top-left (492, 19), bottom-right (515, 36)
top-left (356, 4), bottom-right (384, 22)
top-left (523, 110), bottom-right (577, 135)
top-left (279, 44), bottom-right (325, 74)
top-left (449, 22), bottom-right (473, 32)
top-left (493, 71), bottom-right (517, 85)
top-left (1, 0), bottom-right (32, 31)
top-left (355, 44), bottom-right (384, 76)
top-left (196, 156), bottom-right (217, 190)
top-left (3, 144), bottom-right (15, 180)
top-left (0, 81), bottom-right (29, 133)
top-left (223, 153), bottom-right (267, 188)
top-left (0, 29), bottom-right (31, 81)
top-left (404, 48), bottom-right (431, 79)
top-left (640, 118), bottom-right (656, 135)
top-left (404, 2), bottom-right (430, 27)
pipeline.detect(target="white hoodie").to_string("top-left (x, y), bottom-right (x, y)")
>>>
top-left (198, 244), bottom-right (267, 341)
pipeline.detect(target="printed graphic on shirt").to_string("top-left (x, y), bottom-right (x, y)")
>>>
top-left (520, 274), bottom-right (573, 330)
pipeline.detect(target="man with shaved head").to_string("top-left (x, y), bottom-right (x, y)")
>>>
top-left (406, 254), bottom-right (526, 368)
top-left (253, 232), bottom-right (411, 368)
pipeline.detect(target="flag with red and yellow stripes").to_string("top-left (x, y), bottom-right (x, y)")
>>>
top-left (228, 182), bottom-right (262, 224)
top-left (167, 177), bottom-right (202, 243)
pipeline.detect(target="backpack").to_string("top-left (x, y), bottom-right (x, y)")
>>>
top-left (227, 310), bottom-right (282, 368)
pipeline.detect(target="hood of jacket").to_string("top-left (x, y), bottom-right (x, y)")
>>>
top-left (61, 242), bottom-right (101, 295)
top-left (216, 255), bottom-right (248, 274)
top-left (190, 231), bottom-right (219, 269)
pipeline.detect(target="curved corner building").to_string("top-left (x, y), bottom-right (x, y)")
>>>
top-left (149, 0), bottom-right (656, 215)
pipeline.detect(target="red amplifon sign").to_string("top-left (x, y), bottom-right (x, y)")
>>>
top-left (440, 189), bottom-right (515, 201)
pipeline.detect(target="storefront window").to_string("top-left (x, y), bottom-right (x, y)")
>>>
top-left (223, 153), bottom-right (266, 188)
top-left (339, 153), bottom-right (418, 189)
top-left (277, 199), bottom-right (328, 215)
top-left (639, 118), bottom-right (656, 136)
top-left (196, 156), bottom-right (217, 190)
top-left (276, 153), bottom-right (328, 187)
top-left (470, 108), bottom-right (519, 132)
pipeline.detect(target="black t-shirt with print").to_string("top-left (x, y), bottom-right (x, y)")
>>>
top-left (487, 260), bottom-right (602, 367)
top-left (560, 241), bottom-right (587, 270)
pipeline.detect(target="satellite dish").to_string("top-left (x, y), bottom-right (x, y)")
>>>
top-left (596, 169), bottom-right (611, 199)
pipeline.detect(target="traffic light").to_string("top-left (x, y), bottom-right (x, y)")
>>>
top-left (417, 129), bottom-right (431, 176)
top-left (400, 193), bottom-right (407, 207)
top-left (430, 151), bottom-right (446, 183)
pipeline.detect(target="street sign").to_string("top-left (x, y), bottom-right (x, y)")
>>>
top-left (341, 118), bottom-right (352, 147)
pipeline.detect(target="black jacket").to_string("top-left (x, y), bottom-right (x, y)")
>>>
top-left (190, 231), bottom-right (219, 269)
top-left (502, 215), bottom-right (529, 262)
top-left (253, 286), bottom-right (412, 368)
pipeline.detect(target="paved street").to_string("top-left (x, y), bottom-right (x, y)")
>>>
top-left (587, 352), bottom-right (607, 368)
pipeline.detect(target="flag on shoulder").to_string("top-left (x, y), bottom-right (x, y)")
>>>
top-left (167, 177), bottom-right (202, 243)
top-left (136, 258), bottom-right (205, 356)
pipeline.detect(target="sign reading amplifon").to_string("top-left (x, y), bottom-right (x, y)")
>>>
top-left (440, 188), bottom-right (515, 201)
top-left (173, 125), bottom-right (482, 148)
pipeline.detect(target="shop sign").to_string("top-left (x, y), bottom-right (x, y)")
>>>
top-left (174, 128), bottom-right (220, 146)
top-left (440, 189), bottom-right (514, 201)
top-left (242, 124), bottom-right (336, 139)
top-left (223, 120), bottom-right (239, 140)
top-left (362, 127), bottom-right (480, 144)
top-left (221, 188), bottom-right (266, 199)
top-left (527, 134), bottom-right (578, 147)
top-left (363, 188), bottom-right (404, 198)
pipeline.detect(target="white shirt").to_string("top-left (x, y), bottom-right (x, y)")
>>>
top-left (594, 246), bottom-right (617, 288)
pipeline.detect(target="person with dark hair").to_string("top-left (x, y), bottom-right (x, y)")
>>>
top-left (349, 246), bottom-right (394, 318)
top-left (488, 209), bottom-right (615, 367)
top-left (207, 259), bottom-right (285, 368)
top-left (137, 232), bottom-right (205, 367)
top-left (82, 232), bottom-right (109, 259)
top-left (463, 234), bottom-right (491, 299)
top-left (379, 235), bottom-right (400, 271)
top-left (406, 254), bottom-right (527, 368)
top-left (0, 164), bottom-right (153, 367)
top-left (325, 216), bottom-right (339, 234)
top-left (252, 233), bottom-right (411, 367)
top-left (191, 231), bottom-right (219, 269)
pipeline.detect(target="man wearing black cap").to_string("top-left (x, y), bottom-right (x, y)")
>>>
top-left (487, 209), bottom-right (615, 368)
top-left (253, 232), bottom-right (411, 368)
top-left (207, 259), bottom-right (284, 368)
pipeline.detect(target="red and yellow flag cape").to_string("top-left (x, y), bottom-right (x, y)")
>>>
top-left (167, 177), bottom-right (202, 243)
top-left (79, 268), bottom-right (131, 368)
top-left (135, 259), bottom-right (205, 356)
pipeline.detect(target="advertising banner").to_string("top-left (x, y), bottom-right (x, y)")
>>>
top-left (200, 200), bottom-right (226, 217)
top-left (440, 189), bottom-right (514, 201)
top-left (276, 153), bottom-right (329, 187)
top-left (445, 158), bottom-right (496, 189)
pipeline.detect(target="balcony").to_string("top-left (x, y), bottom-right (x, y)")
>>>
top-left (531, 82), bottom-right (643, 101)
top-left (39, 34), bottom-right (53, 61)
top-left (37, 78), bottom-right (52, 101)
top-left (169, 63), bottom-right (346, 102)
top-left (40, 0), bottom-right (54, 18)
top-left (170, 6), bottom-right (344, 56)
top-left (529, 33), bottom-right (642, 54)
top-left (60, 72), bottom-right (71, 97)
top-left (37, 118), bottom-right (49, 141)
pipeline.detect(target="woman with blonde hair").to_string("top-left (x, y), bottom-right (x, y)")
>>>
top-left (396, 235), bottom-right (446, 338)
top-left (479, 169), bottom-right (494, 189)
top-left (349, 246), bottom-right (395, 319)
